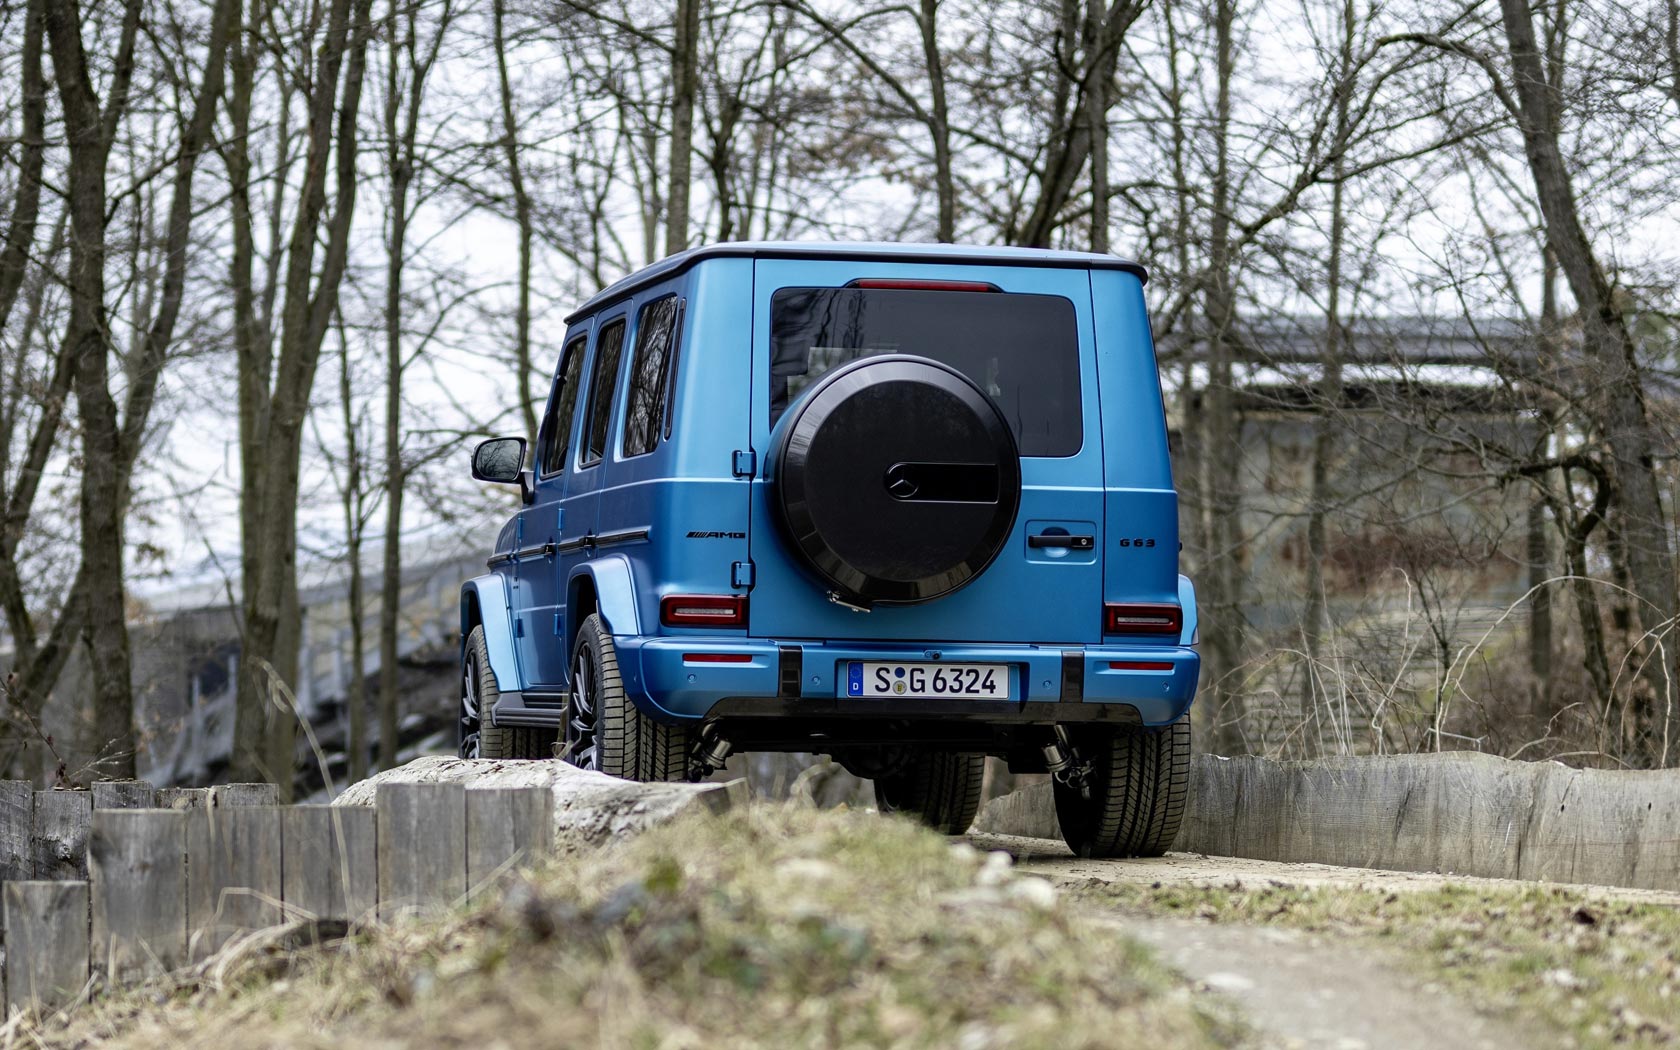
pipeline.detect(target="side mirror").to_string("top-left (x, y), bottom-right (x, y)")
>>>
top-left (471, 437), bottom-right (527, 484)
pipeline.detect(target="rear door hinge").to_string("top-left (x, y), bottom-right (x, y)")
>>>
top-left (732, 449), bottom-right (756, 477)
top-left (732, 560), bottom-right (755, 588)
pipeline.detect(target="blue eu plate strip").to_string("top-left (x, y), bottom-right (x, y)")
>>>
top-left (847, 661), bottom-right (864, 696)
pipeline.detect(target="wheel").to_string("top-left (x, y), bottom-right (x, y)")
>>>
top-left (1054, 720), bottom-right (1191, 858)
top-left (563, 614), bottom-right (637, 777)
top-left (873, 751), bottom-right (985, 834)
top-left (461, 626), bottom-right (554, 760)
top-left (639, 713), bottom-right (700, 782)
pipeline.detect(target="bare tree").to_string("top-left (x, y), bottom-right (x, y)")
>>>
top-left (378, 0), bottom-right (456, 772)
top-left (231, 0), bottom-right (377, 792)
top-left (41, 0), bottom-right (237, 777)
top-left (668, 0), bottom-right (701, 253)
top-left (492, 0), bottom-right (539, 447)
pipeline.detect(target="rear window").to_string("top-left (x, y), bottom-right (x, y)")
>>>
top-left (769, 287), bottom-right (1082, 456)
top-left (581, 318), bottom-right (627, 465)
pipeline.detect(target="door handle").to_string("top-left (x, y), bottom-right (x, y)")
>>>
top-left (1029, 533), bottom-right (1094, 550)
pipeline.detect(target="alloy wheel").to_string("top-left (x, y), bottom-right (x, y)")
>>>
top-left (459, 651), bottom-right (481, 759)
top-left (565, 646), bottom-right (599, 770)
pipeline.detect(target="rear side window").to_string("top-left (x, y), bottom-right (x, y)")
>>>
top-left (622, 296), bottom-right (680, 457)
top-left (539, 335), bottom-right (587, 475)
top-left (581, 318), bottom-right (627, 465)
top-left (768, 287), bottom-right (1082, 456)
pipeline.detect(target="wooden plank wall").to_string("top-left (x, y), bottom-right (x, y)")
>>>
top-left (281, 806), bottom-right (377, 923)
top-left (4, 881), bottom-right (88, 1014)
top-left (376, 783), bottom-right (468, 919)
top-left (0, 780), bottom-right (552, 1015)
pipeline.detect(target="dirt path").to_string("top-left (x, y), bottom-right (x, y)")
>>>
top-left (964, 834), bottom-right (1677, 1050)
top-left (1107, 914), bottom-right (1555, 1050)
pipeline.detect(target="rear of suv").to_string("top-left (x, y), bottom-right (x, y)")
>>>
top-left (461, 242), bottom-right (1199, 858)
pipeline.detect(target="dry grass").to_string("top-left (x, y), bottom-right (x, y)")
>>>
top-left (1073, 878), bottom-right (1680, 1048)
top-left (22, 806), bottom-right (1239, 1050)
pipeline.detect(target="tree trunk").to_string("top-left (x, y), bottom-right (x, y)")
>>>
top-left (491, 0), bottom-right (537, 448)
top-left (1194, 0), bottom-right (1246, 757)
top-left (339, 327), bottom-right (369, 784)
top-left (232, 0), bottom-right (376, 792)
top-left (918, 0), bottom-right (954, 242)
top-left (667, 0), bottom-right (701, 256)
top-left (42, 0), bottom-right (142, 779)
top-left (1300, 0), bottom-right (1354, 756)
top-left (1013, 0), bottom-right (1141, 247)
top-left (1498, 0), bottom-right (1678, 764)
top-left (0, 0), bottom-right (46, 335)
top-left (378, 0), bottom-right (450, 770)
top-left (1083, 0), bottom-right (1109, 253)
top-left (379, 0), bottom-right (411, 773)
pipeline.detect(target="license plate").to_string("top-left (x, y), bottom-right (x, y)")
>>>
top-left (845, 661), bottom-right (1007, 700)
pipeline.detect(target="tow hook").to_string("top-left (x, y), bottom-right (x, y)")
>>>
top-left (690, 729), bottom-right (734, 781)
top-left (1043, 726), bottom-right (1092, 799)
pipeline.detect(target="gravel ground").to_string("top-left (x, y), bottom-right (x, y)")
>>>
top-left (971, 834), bottom-right (1680, 906)
top-left (968, 834), bottom-right (1680, 1049)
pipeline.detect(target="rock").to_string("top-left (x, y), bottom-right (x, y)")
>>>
top-left (333, 756), bottom-right (746, 850)
top-left (970, 782), bottom-right (1058, 839)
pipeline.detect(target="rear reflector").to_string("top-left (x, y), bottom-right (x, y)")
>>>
top-left (847, 278), bottom-right (1000, 293)
top-left (1103, 603), bottom-right (1182, 636)
top-left (661, 594), bottom-right (748, 628)
top-left (1108, 661), bottom-right (1175, 671)
top-left (683, 653), bottom-right (752, 664)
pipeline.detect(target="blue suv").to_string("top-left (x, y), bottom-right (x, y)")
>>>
top-left (461, 242), bottom-right (1200, 857)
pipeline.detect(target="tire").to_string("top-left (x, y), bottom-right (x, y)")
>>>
top-left (770, 355), bottom-right (1021, 607)
top-left (564, 614), bottom-right (637, 778)
top-left (639, 714), bottom-right (700, 782)
top-left (1054, 720), bottom-right (1191, 858)
top-left (873, 751), bottom-right (986, 834)
top-left (461, 625), bottom-right (554, 760)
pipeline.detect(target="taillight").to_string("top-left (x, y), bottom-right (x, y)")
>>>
top-left (1103, 603), bottom-right (1182, 636)
top-left (660, 594), bottom-right (748, 628)
top-left (846, 278), bottom-right (1000, 293)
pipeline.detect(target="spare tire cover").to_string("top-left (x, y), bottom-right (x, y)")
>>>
top-left (771, 354), bottom-right (1022, 605)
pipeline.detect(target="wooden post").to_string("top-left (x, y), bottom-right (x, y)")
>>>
top-left (91, 780), bottom-right (157, 810)
top-left (185, 806), bottom-right (283, 962)
top-left (90, 810), bottom-right (186, 984)
top-left (208, 783), bottom-right (280, 808)
top-left (466, 787), bottom-right (555, 898)
top-left (376, 783), bottom-right (466, 917)
top-left (32, 792), bottom-right (92, 881)
top-left (157, 787), bottom-right (208, 810)
top-left (4, 881), bottom-right (89, 1014)
top-left (280, 806), bottom-right (377, 923)
top-left (0, 781), bottom-right (34, 881)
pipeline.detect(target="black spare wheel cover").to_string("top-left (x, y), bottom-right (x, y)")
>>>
top-left (772, 354), bottom-right (1022, 605)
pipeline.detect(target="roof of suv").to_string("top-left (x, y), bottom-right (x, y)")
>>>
top-left (563, 241), bottom-right (1149, 323)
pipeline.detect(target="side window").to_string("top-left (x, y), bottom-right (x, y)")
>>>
top-left (622, 296), bottom-right (680, 457)
top-left (539, 335), bottom-right (588, 476)
top-left (581, 318), bottom-right (627, 466)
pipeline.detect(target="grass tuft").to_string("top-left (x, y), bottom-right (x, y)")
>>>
top-left (29, 806), bottom-right (1237, 1050)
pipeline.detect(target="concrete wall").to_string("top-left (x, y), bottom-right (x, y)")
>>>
top-left (973, 752), bottom-right (1680, 892)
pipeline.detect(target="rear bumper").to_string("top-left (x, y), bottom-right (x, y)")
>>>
top-left (614, 636), bottom-right (1199, 727)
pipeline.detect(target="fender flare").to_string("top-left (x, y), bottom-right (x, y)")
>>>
top-left (1177, 574), bottom-right (1199, 648)
top-left (569, 554), bottom-right (641, 642)
top-left (461, 574), bottom-right (522, 693)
